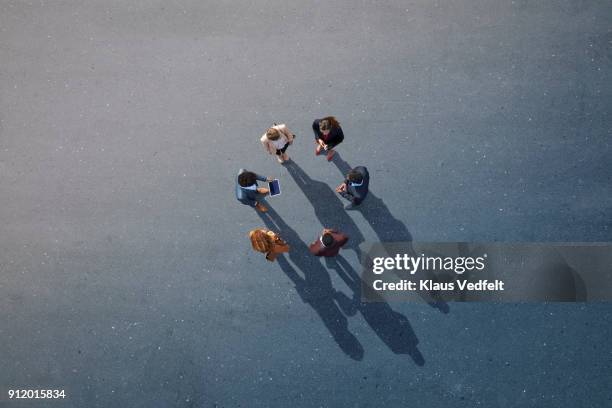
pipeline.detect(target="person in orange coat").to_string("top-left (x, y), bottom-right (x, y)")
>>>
top-left (308, 228), bottom-right (349, 257)
top-left (249, 228), bottom-right (290, 262)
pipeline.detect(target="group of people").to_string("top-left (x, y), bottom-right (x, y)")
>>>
top-left (235, 116), bottom-right (370, 262)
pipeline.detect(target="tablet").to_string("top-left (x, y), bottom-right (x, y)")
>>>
top-left (268, 179), bottom-right (281, 196)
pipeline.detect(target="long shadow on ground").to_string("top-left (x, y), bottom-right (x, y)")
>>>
top-left (331, 153), bottom-right (450, 313)
top-left (257, 204), bottom-right (364, 360)
top-left (275, 160), bottom-right (426, 363)
top-left (326, 255), bottom-right (425, 365)
top-left (284, 160), bottom-right (365, 258)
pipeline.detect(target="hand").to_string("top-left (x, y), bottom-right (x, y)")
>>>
top-left (266, 177), bottom-right (274, 182)
top-left (335, 183), bottom-right (346, 193)
top-left (322, 144), bottom-right (329, 150)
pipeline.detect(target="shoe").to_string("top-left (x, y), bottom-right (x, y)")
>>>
top-left (326, 150), bottom-right (335, 161)
top-left (315, 144), bottom-right (322, 156)
top-left (277, 156), bottom-right (284, 163)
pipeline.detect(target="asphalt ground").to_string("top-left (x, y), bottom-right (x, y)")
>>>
top-left (1, 1), bottom-right (611, 407)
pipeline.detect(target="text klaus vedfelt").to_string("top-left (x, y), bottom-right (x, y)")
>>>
top-left (370, 254), bottom-right (505, 292)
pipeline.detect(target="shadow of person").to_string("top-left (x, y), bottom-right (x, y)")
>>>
top-left (256, 203), bottom-right (364, 360)
top-left (455, 243), bottom-right (587, 302)
top-left (331, 153), bottom-right (449, 313)
top-left (325, 255), bottom-right (425, 366)
top-left (332, 153), bottom-right (412, 242)
top-left (284, 160), bottom-right (365, 258)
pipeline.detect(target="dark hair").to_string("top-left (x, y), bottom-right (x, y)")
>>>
top-left (238, 171), bottom-right (257, 187)
top-left (321, 232), bottom-right (335, 247)
top-left (347, 169), bottom-right (363, 184)
top-left (319, 116), bottom-right (340, 132)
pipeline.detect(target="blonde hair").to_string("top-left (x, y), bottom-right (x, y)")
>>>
top-left (250, 229), bottom-right (274, 253)
top-left (266, 127), bottom-right (281, 141)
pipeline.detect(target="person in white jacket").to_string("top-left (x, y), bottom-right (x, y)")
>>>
top-left (260, 123), bottom-right (295, 164)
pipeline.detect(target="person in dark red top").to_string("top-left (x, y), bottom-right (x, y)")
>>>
top-left (312, 116), bottom-right (344, 161)
top-left (309, 228), bottom-right (349, 257)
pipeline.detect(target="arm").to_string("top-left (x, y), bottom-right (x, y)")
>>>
top-left (277, 124), bottom-right (295, 144)
top-left (254, 173), bottom-right (268, 182)
top-left (309, 242), bottom-right (321, 256)
top-left (338, 183), bottom-right (354, 201)
top-left (260, 134), bottom-right (275, 154)
top-left (268, 238), bottom-right (289, 261)
top-left (312, 119), bottom-right (322, 140)
top-left (265, 251), bottom-right (278, 262)
top-left (339, 190), bottom-right (354, 202)
top-left (352, 170), bottom-right (369, 203)
top-left (326, 127), bottom-right (344, 148)
top-left (333, 232), bottom-right (349, 248)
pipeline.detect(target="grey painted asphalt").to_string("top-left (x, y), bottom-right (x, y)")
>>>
top-left (1, 1), bottom-right (611, 407)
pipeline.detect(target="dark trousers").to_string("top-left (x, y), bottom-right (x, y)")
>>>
top-left (275, 142), bottom-right (290, 155)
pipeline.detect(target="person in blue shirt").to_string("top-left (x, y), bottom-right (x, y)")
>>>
top-left (236, 169), bottom-right (273, 212)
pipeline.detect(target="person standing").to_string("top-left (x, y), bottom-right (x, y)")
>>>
top-left (249, 228), bottom-right (290, 262)
top-left (260, 123), bottom-right (295, 164)
top-left (235, 169), bottom-right (273, 212)
top-left (309, 228), bottom-right (349, 257)
top-left (335, 166), bottom-right (369, 209)
top-left (312, 116), bottom-right (344, 161)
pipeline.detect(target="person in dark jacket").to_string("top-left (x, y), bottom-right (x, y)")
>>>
top-left (235, 169), bottom-right (273, 212)
top-left (335, 166), bottom-right (369, 209)
top-left (312, 116), bottom-right (344, 161)
top-left (309, 228), bottom-right (349, 257)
